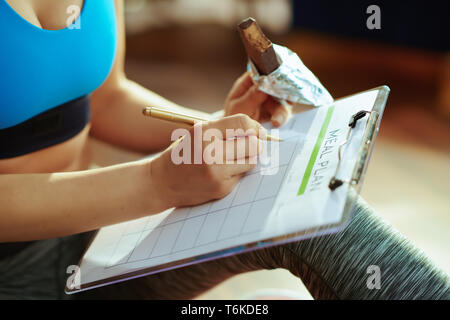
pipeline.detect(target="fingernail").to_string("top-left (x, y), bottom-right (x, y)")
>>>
top-left (272, 113), bottom-right (285, 126)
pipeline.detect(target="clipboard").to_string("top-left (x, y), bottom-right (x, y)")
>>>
top-left (66, 85), bottom-right (390, 294)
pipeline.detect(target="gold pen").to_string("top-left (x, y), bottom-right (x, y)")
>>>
top-left (142, 106), bottom-right (282, 142)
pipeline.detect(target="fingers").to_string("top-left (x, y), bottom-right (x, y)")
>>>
top-left (201, 115), bottom-right (264, 177)
top-left (227, 72), bottom-right (254, 100)
top-left (223, 135), bottom-right (263, 161)
top-left (202, 135), bottom-right (263, 164)
top-left (263, 97), bottom-right (292, 127)
top-left (217, 159), bottom-right (258, 178)
top-left (214, 136), bottom-right (262, 178)
top-left (187, 114), bottom-right (267, 184)
top-left (226, 73), bottom-right (292, 127)
top-left (230, 85), bottom-right (268, 119)
top-left (228, 160), bottom-right (258, 176)
top-left (203, 113), bottom-right (267, 139)
top-left (271, 104), bottom-right (291, 127)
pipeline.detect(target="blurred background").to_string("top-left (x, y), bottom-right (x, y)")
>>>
top-left (92, 0), bottom-right (450, 299)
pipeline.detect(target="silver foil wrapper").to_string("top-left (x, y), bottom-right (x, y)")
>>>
top-left (248, 44), bottom-right (333, 107)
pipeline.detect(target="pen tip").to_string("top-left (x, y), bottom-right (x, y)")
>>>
top-left (267, 135), bottom-right (282, 142)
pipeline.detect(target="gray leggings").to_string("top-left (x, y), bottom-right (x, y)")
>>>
top-left (1, 197), bottom-right (449, 299)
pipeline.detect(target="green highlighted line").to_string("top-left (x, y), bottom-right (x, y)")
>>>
top-left (297, 106), bottom-right (335, 196)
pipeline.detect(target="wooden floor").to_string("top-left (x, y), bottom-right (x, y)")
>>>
top-left (91, 25), bottom-right (449, 299)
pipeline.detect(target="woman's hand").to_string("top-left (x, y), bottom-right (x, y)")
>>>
top-left (151, 114), bottom-right (266, 208)
top-left (224, 72), bottom-right (291, 127)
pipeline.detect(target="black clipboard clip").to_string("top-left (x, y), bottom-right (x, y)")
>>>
top-left (329, 110), bottom-right (380, 191)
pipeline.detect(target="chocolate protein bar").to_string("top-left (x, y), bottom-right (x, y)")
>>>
top-left (238, 17), bottom-right (281, 75)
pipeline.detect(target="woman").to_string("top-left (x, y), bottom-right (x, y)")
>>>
top-left (0, 0), bottom-right (448, 300)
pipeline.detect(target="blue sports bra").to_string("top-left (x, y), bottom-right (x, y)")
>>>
top-left (0, 0), bottom-right (117, 158)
